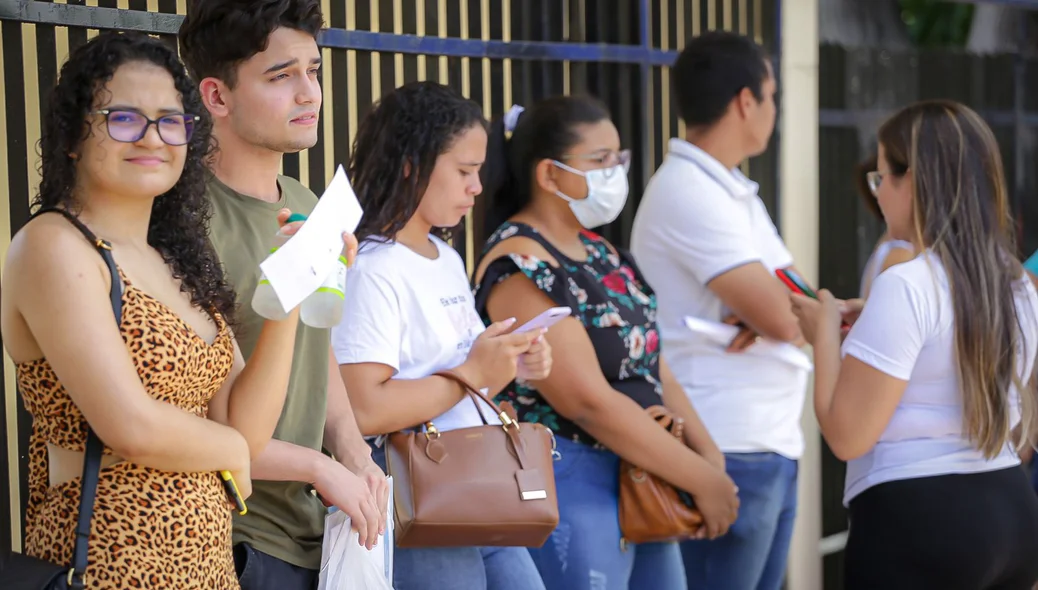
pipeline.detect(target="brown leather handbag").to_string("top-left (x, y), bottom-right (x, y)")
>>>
top-left (385, 370), bottom-right (560, 548)
top-left (618, 405), bottom-right (704, 546)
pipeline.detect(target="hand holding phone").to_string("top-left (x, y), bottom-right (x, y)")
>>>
top-left (775, 268), bottom-right (817, 299)
top-left (513, 306), bottom-right (572, 334)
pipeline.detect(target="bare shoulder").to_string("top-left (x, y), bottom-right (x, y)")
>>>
top-left (5, 213), bottom-right (111, 298)
top-left (475, 236), bottom-right (560, 284)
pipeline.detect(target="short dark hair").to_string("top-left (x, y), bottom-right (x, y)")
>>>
top-left (671, 31), bottom-right (770, 128)
top-left (178, 0), bottom-right (324, 87)
top-left (481, 95), bottom-right (611, 236)
top-left (349, 81), bottom-right (486, 243)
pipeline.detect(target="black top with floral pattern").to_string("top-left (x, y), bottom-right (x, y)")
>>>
top-left (473, 222), bottom-right (664, 448)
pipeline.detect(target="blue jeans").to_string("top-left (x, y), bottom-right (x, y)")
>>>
top-left (530, 437), bottom-right (686, 590)
top-left (370, 444), bottom-right (546, 590)
top-left (393, 546), bottom-right (545, 590)
top-left (682, 452), bottom-right (798, 590)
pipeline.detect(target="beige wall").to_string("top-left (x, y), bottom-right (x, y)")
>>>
top-left (780, 0), bottom-right (822, 587)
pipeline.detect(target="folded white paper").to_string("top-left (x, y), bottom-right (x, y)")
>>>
top-left (259, 165), bottom-right (364, 312)
top-left (683, 316), bottom-right (814, 372)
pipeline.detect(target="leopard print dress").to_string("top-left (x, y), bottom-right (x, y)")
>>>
top-left (17, 272), bottom-right (239, 589)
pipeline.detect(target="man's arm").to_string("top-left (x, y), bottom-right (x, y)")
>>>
top-left (709, 262), bottom-right (802, 343)
top-left (324, 347), bottom-right (391, 533)
top-left (324, 347), bottom-right (376, 467)
top-left (244, 349), bottom-right (385, 550)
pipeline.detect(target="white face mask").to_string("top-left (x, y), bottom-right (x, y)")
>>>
top-left (552, 161), bottom-right (630, 229)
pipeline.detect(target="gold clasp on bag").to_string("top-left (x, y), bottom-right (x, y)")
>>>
top-left (424, 423), bottom-right (440, 440)
top-left (499, 412), bottom-right (520, 431)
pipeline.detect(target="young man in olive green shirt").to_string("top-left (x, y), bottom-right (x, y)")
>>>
top-left (179, 2), bottom-right (387, 588)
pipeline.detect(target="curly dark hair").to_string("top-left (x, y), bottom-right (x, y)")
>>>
top-left (33, 31), bottom-right (237, 325)
top-left (178, 0), bottom-right (324, 87)
top-left (349, 81), bottom-right (486, 243)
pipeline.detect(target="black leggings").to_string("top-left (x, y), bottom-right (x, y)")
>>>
top-left (845, 466), bottom-right (1038, 590)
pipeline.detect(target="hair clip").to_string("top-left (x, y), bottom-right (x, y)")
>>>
top-left (503, 104), bottom-right (525, 133)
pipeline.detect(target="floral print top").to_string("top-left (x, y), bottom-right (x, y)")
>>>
top-left (473, 222), bottom-right (664, 448)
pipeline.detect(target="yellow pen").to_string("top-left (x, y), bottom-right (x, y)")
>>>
top-left (220, 470), bottom-right (248, 515)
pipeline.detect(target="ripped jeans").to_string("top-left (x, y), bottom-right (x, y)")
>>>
top-left (528, 437), bottom-right (686, 590)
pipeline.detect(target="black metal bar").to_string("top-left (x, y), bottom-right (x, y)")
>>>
top-left (944, 0), bottom-right (1038, 7)
top-left (1012, 17), bottom-right (1029, 233)
top-left (329, 0), bottom-right (350, 174)
top-left (0, 0), bottom-right (681, 65)
top-left (819, 107), bottom-right (1038, 128)
top-left (34, 0), bottom-right (58, 130)
top-left (634, 0), bottom-right (652, 247)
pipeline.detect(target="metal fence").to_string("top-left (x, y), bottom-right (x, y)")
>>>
top-left (0, 0), bottom-right (780, 556)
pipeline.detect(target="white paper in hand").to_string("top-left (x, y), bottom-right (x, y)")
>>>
top-left (683, 316), bottom-right (814, 372)
top-left (259, 165), bottom-right (364, 312)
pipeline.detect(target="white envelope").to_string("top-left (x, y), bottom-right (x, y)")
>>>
top-left (259, 165), bottom-right (364, 312)
top-left (683, 316), bottom-right (814, 372)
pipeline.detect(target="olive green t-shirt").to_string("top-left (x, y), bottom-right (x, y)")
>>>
top-left (207, 173), bottom-right (328, 570)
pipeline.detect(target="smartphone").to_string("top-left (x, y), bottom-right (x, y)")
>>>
top-left (220, 470), bottom-right (248, 515)
top-left (775, 268), bottom-right (818, 299)
top-left (514, 306), bottom-right (572, 334)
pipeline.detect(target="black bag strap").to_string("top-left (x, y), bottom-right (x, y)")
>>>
top-left (29, 207), bottom-right (121, 589)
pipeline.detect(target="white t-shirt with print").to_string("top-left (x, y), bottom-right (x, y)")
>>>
top-left (331, 236), bottom-right (500, 433)
top-left (841, 253), bottom-right (1038, 504)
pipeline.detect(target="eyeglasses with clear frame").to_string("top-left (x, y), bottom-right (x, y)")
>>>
top-left (558, 149), bottom-right (632, 179)
top-left (92, 109), bottom-right (200, 146)
top-left (866, 171), bottom-right (884, 196)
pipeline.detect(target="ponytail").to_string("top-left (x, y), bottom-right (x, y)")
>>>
top-left (479, 95), bottom-right (612, 242)
top-left (481, 106), bottom-right (528, 238)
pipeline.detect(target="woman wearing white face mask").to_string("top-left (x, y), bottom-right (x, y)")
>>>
top-left (473, 96), bottom-right (738, 590)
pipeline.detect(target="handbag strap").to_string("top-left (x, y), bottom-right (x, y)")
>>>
top-left (30, 207), bottom-right (121, 589)
top-left (433, 370), bottom-right (518, 427)
top-left (433, 370), bottom-right (539, 471)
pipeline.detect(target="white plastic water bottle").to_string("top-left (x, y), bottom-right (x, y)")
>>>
top-left (251, 213), bottom-right (308, 320)
top-left (300, 253), bottom-right (347, 328)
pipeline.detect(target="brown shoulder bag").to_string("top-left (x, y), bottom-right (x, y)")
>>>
top-left (386, 370), bottom-right (560, 548)
top-left (618, 405), bottom-right (704, 546)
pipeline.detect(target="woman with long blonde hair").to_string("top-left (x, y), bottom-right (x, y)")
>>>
top-left (792, 100), bottom-right (1038, 589)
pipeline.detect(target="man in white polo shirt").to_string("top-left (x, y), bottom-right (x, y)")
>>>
top-left (630, 31), bottom-right (807, 590)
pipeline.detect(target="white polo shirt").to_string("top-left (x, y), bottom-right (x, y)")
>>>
top-left (630, 138), bottom-right (807, 459)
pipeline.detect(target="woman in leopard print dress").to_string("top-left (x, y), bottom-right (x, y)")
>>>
top-left (0, 32), bottom-right (356, 589)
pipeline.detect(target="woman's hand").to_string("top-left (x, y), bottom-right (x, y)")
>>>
top-left (789, 290), bottom-right (842, 346)
top-left (456, 319), bottom-right (539, 393)
top-left (689, 465), bottom-right (740, 540)
top-left (838, 298), bottom-right (865, 328)
top-left (517, 329), bottom-right (553, 381)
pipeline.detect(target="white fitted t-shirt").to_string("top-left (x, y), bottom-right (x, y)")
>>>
top-left (331, 236), bottom-right (499, 433)
top-left (630, 138), bottom-right (808, 459)
top-left (841, 253), bottom-right (1038, 504)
